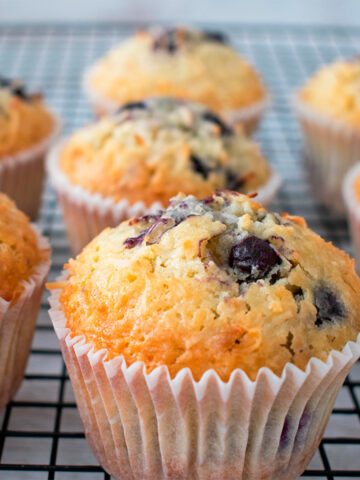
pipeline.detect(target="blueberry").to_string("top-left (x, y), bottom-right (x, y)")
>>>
top-left (314, 286), bottom-right (346, 327)
top-left (124, 215), bottom-right (184, 248)
top-left (202, 111), bottom-right (233, 136)
top-left (123, 227), bottom-right (150, 249)
top-left (117, 101), bottom-right (147, 113)
top-left (0, 76), bottom-right (12, 88)
top-left (0, 77), bottom-right (30, 101)
top-left (229, 235), bottom-right (282, 281)
top-left (190, 154), bottom-right (210, 179)
top-left (128, 213), bottom-right (161, 226)
top-left (202, 196), bottom-right (215, 205)
top-left (203, 30), bottom-right (228, 44)
top-left (225, 169), bottom-right (245, 191)
top-left (153, 29), bottom-right (179, 54)
top-left (11, 85), bottom-right (27, 100)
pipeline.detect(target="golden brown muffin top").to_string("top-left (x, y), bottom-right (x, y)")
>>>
top-left (88, 27), bottom-right (266, 112)
top-left (0, 76), bottom-right (54, 157)
top-left (299, 59), bottom-right (360, 127)
top-left (0, 193), bottom-right (41, 302)
top-left (60, 97), bottom-right (270, 207)
top-left (58, 191), bottom-right (360, 381)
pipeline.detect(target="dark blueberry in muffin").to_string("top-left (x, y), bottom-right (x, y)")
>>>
top-left (203, 30), bottom-right (228, 44)
top-left (0, 77), bottom-right (29, 101)
top-left (11, 84), bottom-right (27, 101)
top-left (153, 29), bottom-right (180, 54)
top-left (123, 228), bottom-right (150, 249)
top-left (124, 211), bottom-right (195, 248)
top-left (225, 170), bottom-right (245, 191)
top-left (0, 76), bottom-right (12, 88)
top-left (229, 235), bottom-right (282, 281)
top-left (190, 154), bottom-right (210, 179)
top-left (202, 196), bottom-right (215, 205)
top-left (314, 286), bottom-right (346, 327)
top-left (117, 101), bottom-right (147, 113)
top-left (202, 111), bottom-right (233, 136)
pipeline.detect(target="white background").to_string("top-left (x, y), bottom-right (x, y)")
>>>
top-left (0, 0), bottom-right (359, 26)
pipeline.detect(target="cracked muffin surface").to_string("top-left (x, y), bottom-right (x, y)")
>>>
top-left (0, 76), bottom-right (54, 157)
top-left (59, 191), bottom-right (360, 381)
top-left (60, 97), bottom-right (270, 206)
top-left (88, 27), bottom-right (266, 112)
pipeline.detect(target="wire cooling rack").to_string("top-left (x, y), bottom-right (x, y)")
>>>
top-left (0, 22), bottom-right (360, 480)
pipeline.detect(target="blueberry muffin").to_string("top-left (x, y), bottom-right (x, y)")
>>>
top-left (0, 193), bottom-right (50, 407)
top-left (59, 190), bottom-right (360, 381)
top-left (51, 98), bottom-right (277, 253)
top-left (60, 97), bottom-right (271, 206)
top-left (0, 76), bottom-right (54, 157)
top-left (0, 76), bottom-right (59, 218)
top-left (294, 59), bottom-right (360, 214)
top-left (84, 27), bottom-right (268, 133)
top-left (50, 190), bottom-right (360, 480)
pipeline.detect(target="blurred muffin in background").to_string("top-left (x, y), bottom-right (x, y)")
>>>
top-left (0, 193), bottom-right (50, 408)
top-left (294, 59), bottom-right (360, 214)
top-left (47, 97), bottom-right (280, 253)
top-left (84, 26), bottom-right (269, 134)
top-left (0, 77), bottom-right (60, 218)
top-left (343, 162), bottom-right (360, 273)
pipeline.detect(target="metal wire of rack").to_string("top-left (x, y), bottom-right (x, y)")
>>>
top-left (0, 22), bottom-right (359, 479)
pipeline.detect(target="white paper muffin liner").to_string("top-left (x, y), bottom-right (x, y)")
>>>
top-left (0, 231), bottom-right (51, 408)
top-left (294, 94), bottom-right (360, 215)
top-left (49, 273), bottom-right (360, 480)
top-left (0, 115), bottom-right (62, 220)
top-left (343, 162), bottom-right (360, 273)
top-left (47, 138), bottom-right (281, 255)
top-left (83, 67), bottom-right (269, 136)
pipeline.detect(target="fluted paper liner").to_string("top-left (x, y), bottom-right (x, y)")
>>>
top-left (0, 232), bottom-right (51, 408)
top-left (0, 115), bottom-right (62, 220)
top-left (294, 93), bottom-right (360, 215)
top-left (83, 66), bottom-right (269, 136)
top-left (49, 276), bottom-right (360, 480)
top-left (48, 139), bottom-right (281, 255)
top-left (343, 162), bottom-right (360, 273)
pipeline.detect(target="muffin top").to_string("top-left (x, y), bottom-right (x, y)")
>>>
top-left (299, 59), bottom-right (360, 127)
top-left (88, 27), bottom-right (266, 112)
top-left (0, 76), bottom-right (54, 157)
top-left (59, 191), bottom-right (360, 381)
top-left (60, 97), bottom-right (270, 206)
top-left (0, 193), bottom-right (41, 303)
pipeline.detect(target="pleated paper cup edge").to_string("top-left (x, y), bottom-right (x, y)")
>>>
top-left (343, 163), bottom-right (360, 222)
top-left (293, 92), bottom-right (360, 138)
top-left (47, 136), bottom-right (280, 220)
top-left (47, 138), bottom-right (164, 218)
top-left (0, 113), bottom-right (62, 170)
top-left (0, 230), bottom-right (51, 405)
top-left (48, 272), bottom-right (360, 393)
top-left (0, 230), bottom-right (51, 317)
